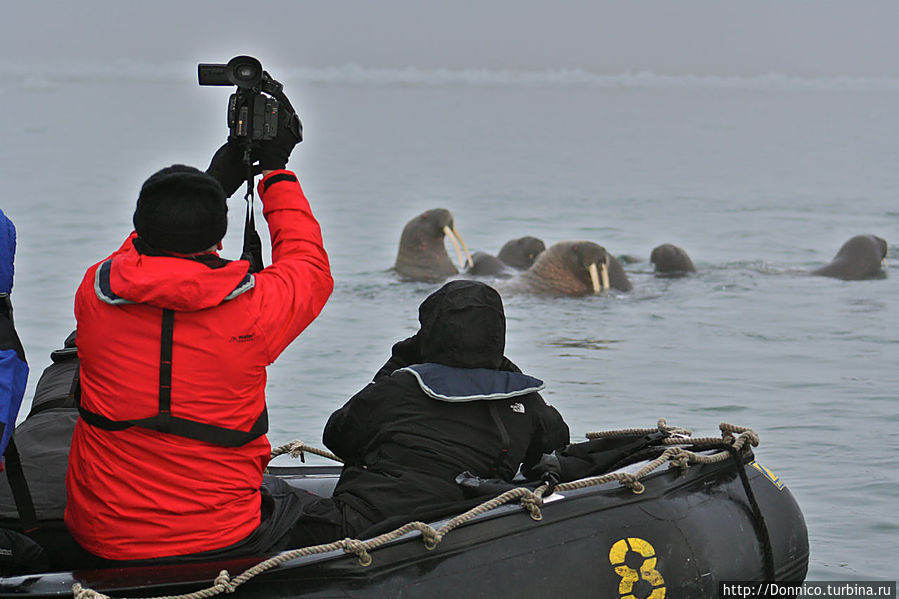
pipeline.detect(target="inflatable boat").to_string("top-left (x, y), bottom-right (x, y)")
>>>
top-left (0, 424), bottom-right (808, 599)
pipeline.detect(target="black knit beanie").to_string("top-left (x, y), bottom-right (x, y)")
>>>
top-left (133, 165), bottom-right (228, 254)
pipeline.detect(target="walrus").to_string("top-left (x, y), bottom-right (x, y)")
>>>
top-left (465, 236), bottom-right (546, 278)
top-left (650, 243), bottom-right (696, 276)
top-left (497, 236), bottom-right (546, 270)
top-left (394, 208), bottom-right (473, 283)
top-left (811, 234), bottom-right (888, 280)
top-left (514, 241), bottom-right (632, 296)
top-left (466, 251), bottom-right (514, 278)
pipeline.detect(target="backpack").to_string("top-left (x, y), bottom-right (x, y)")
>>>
top-left (0, 332), bottom-right (78, 572)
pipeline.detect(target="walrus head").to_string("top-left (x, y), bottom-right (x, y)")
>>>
top-left (466, 251), bottom-right (512, 277)
top-left (812, 234), bottom-right (889, 280)
top-left (394, 208), bottom-right (473, 283)
top-left (650, 243), bottom-right (696, 276)
top-left (497, 236), bottom-right (546, 270)
top-left (521, 240), bottom-right (632, 296)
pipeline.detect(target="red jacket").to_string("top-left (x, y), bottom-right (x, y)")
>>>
top-left (65, 171), bottom-right (333, 560)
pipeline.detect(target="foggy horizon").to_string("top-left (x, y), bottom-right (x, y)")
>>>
top-left (3, 1), bottom-right (899, 78)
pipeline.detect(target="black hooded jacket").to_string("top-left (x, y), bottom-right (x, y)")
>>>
top-left (323, 281), bottom-right (570, 527)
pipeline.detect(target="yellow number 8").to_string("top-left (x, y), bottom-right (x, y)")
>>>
top-left (608, 537), bottom-right (667, 599)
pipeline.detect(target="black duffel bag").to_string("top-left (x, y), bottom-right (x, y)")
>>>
top-left (0, 332), bottom-right (84, 572)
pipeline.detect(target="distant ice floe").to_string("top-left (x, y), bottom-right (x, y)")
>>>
top-left (285, 65), bottom-right (899, 92)
top-left (2, 59), bottom-right (899, 92)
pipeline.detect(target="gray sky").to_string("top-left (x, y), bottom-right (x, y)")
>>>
top-left (3, 1), bottom-right (899, 77)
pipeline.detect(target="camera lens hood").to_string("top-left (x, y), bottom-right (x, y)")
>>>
top-left (226, 56), bottom-right (264, 90)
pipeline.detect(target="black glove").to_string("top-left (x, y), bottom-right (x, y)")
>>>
top-left (206, 141), bottom-right (252, 198)
top-left (257, 92), bottom-right (303, 171)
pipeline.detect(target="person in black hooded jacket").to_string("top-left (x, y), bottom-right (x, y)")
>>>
top-left (266, 280), bottom-right (570, 549)
top-left (320, 279), bottom-right (570, 535)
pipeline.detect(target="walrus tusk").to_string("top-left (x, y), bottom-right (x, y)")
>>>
top-left (453, 228), bottom-right (474, 269)
top-left (444, 226), bottom-right (474, 269)
top-left (588, 262), bottom-right (602, 294)
top-left (883, 258), bottom-right (888, 268)
top-left (443, 226), bottom-right (465, 269)
top-left (601, 256), bottom-right (611, 291)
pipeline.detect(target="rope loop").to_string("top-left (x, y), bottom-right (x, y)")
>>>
top-left (270, 440), bottom-right (343, 464)
top-left (619, 473), bottom-right (645, 495)
top-left (213, 570), bottom-right (234, 593)
top-left (341, 538), bottom-right (373, 566)
top-left (520, 493), bottom-right (544, 521)
top-left (740, 430), bottom-right (760, 448)
top-left (287, 442), bottom-right (306, 462)
top-left (416, 525), bottom-right (441, 550)
top-left (520, 490), bottom-right (543, 508)
top-left (669, 456), bottom-right (690, 470)
top-left (666, 447), bottom-right (692, 470)
top-left (72, 584), bottom-right (111, 599)
top-left (719, 423), bottom-right (759, 447)
top-left (657, 418), bottom-right (692, 437)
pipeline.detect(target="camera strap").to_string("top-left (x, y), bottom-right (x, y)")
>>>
top-left (241, 157), bottom-right (264, 273)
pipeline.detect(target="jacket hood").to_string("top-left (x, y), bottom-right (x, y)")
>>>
top-left (417, 280), bottom-right (505, 369)
top-left (95, 238), bottom-right (253, 311)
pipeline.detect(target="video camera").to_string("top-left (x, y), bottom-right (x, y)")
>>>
top-left (198, 56), bottom-right (302, 273)
top-left (197, 55), bottom-right (301, 146)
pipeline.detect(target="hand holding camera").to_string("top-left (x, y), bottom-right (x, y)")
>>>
top-left (200, 56), bottom-right (302, 193)
top-left (257, 93), bottom-right (303, 171)
top-left (205, 141), bottom-right (254, 198)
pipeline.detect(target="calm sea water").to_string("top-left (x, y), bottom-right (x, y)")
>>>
top-left (1, 64), bottom-right (897, 581)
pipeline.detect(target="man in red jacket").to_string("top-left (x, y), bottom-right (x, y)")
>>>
top-left (65, 87), bottom-right (333, 561)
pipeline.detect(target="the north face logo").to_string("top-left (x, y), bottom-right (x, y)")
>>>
top-left (510, 403), bottom-right (525, 414)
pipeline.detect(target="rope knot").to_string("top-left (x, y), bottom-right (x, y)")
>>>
top-left (657, 418), bottom-right (692, 437)
top-left (342, 538), bottom-right (373, 566)
top-left (269, 439), bottom-right (343, 464)
top-left (422, 529), bottom-right (441, 550)
top-left (670, 459), bottom-right (689, 470)
top-left (404, 522), bottom-right (441, 550)
top-left (286, 440), bottom-right (307, 462)
top-left (667, 447), bottom-right (692, 470)
top-left (720, 423), bottom-right (759, 447)
top-left (620, 473), bottom-right (645, 495)
top-left (214, 569), bottom-right (234, 593)
top-left (520, 492), bottom-right (544, 521)
top-left (72, 584), bottom-right (111, 599)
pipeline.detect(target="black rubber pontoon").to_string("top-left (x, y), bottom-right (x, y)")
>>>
top-left (0, 447), bottom-right (808, 599)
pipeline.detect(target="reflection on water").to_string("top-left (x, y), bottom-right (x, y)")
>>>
top-left (842, 298), bottom-right (888, 313)
top-left (543, 338), bottom-right (621, 351)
